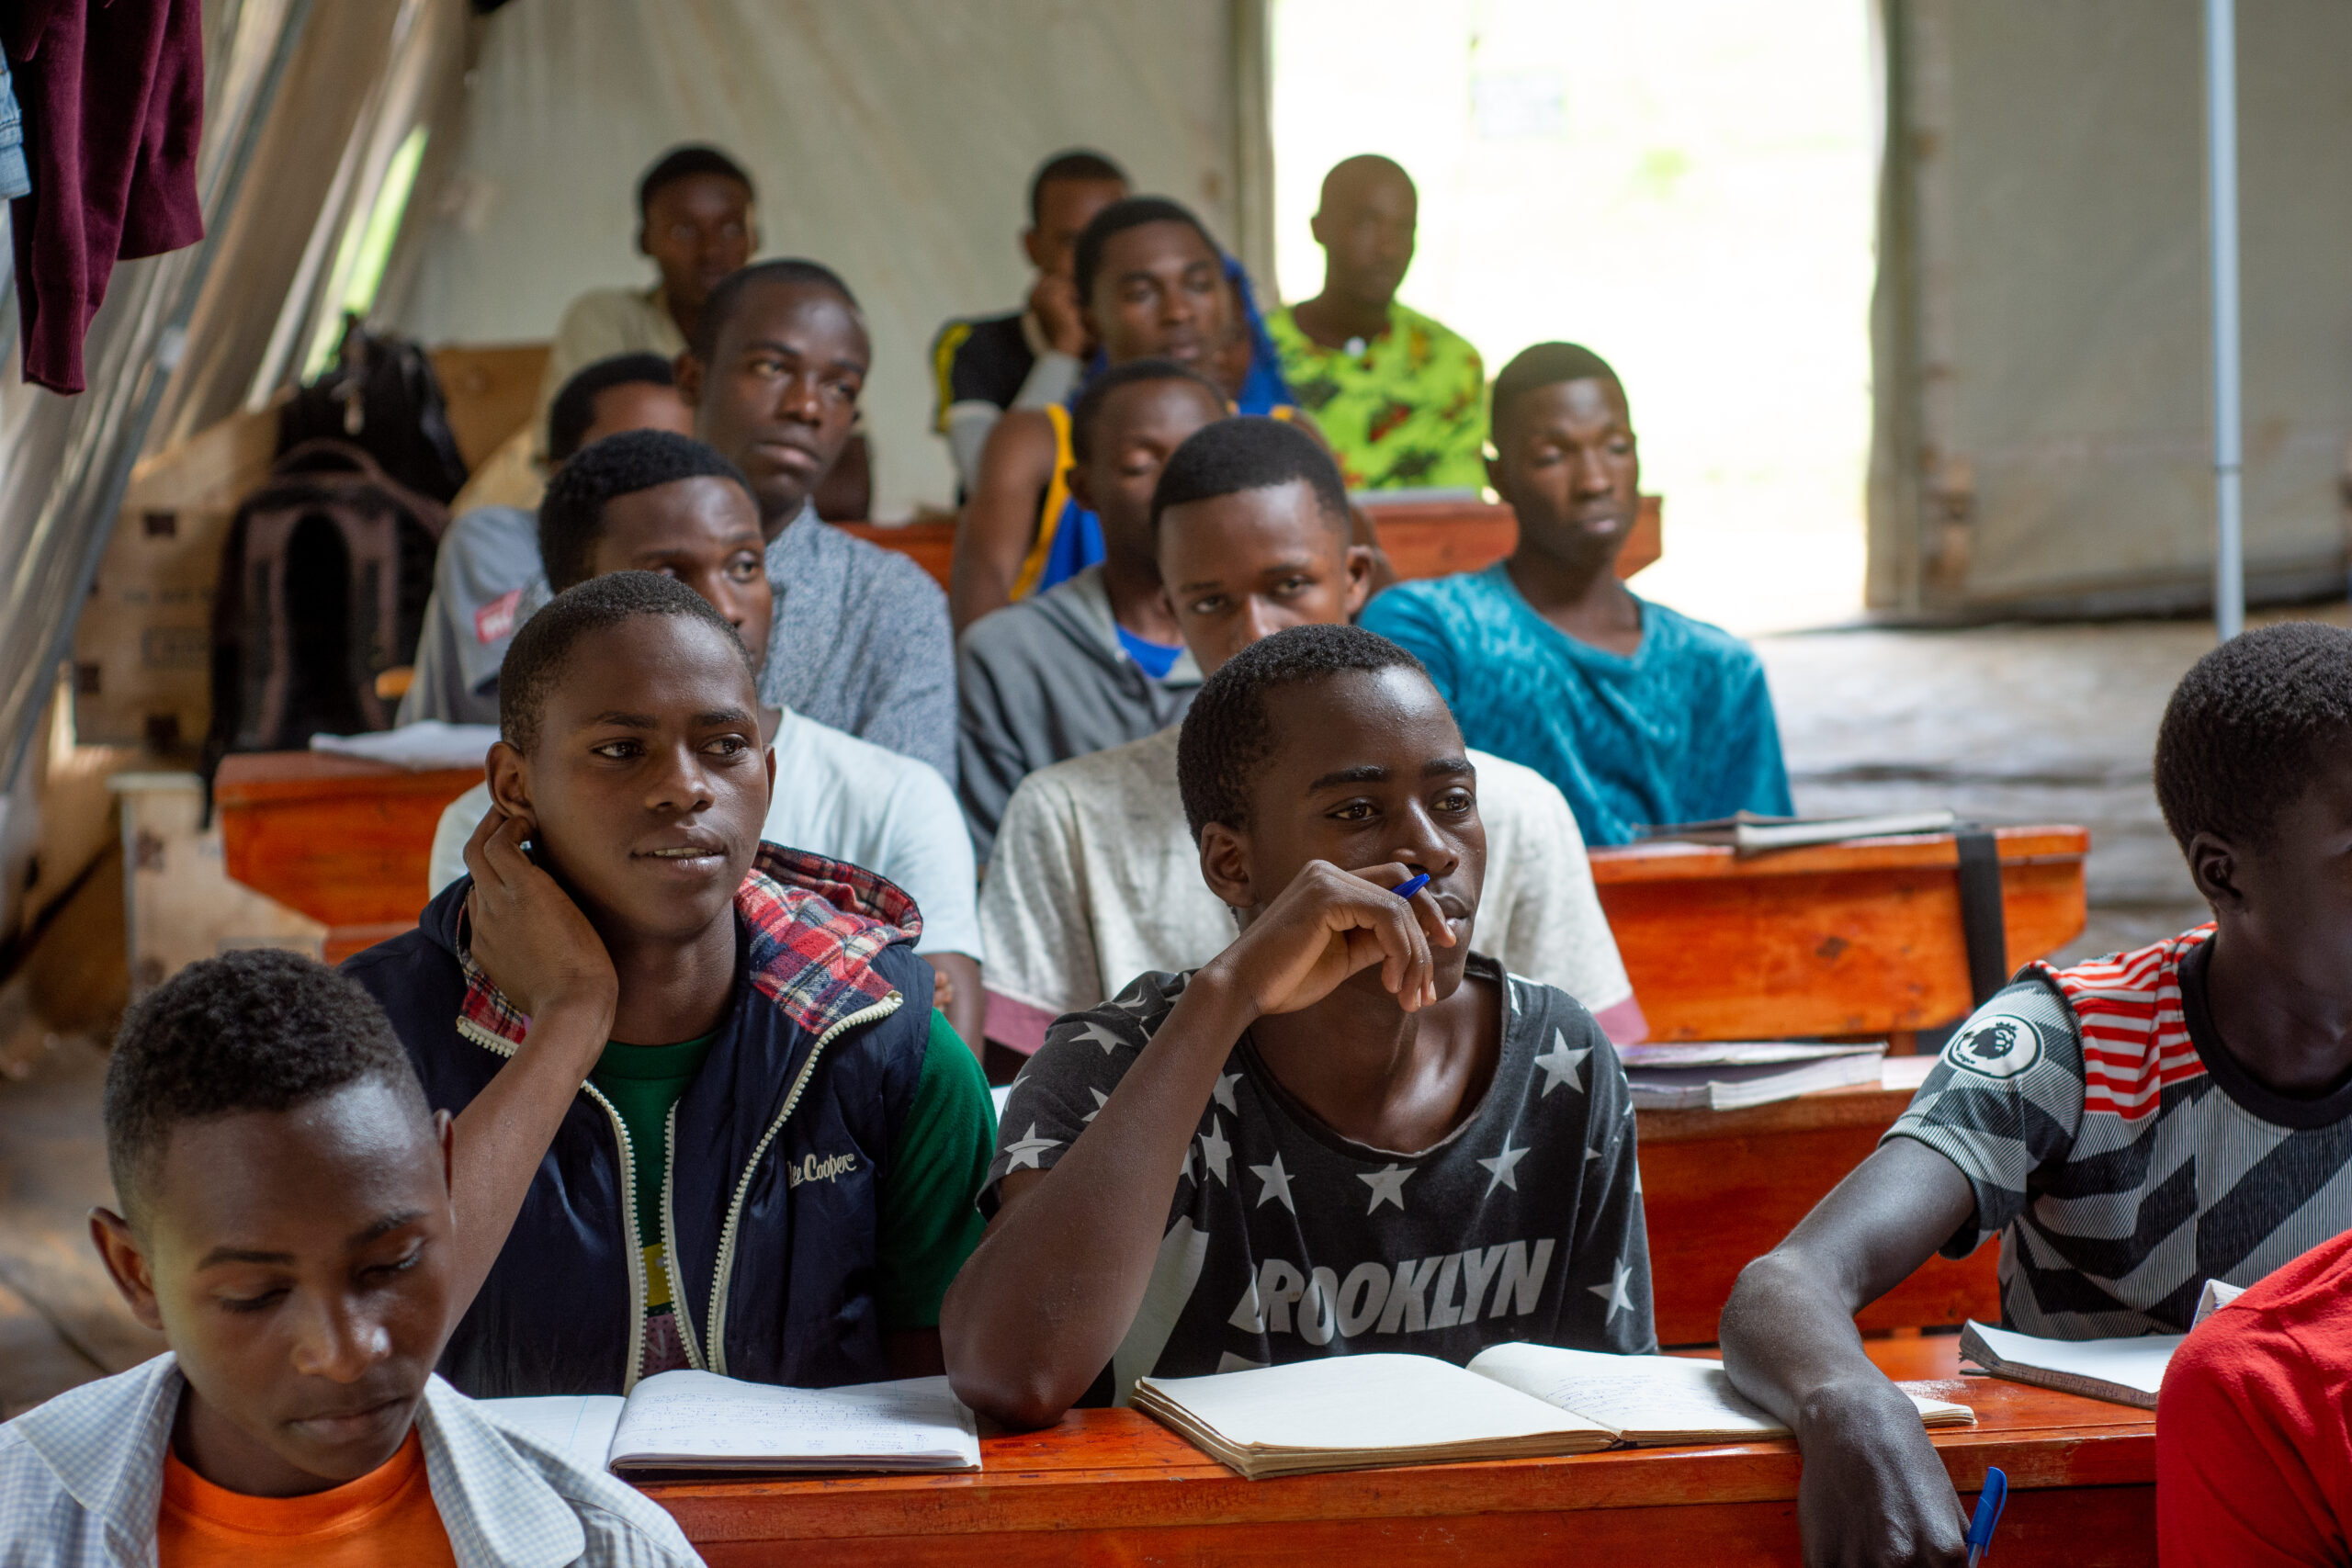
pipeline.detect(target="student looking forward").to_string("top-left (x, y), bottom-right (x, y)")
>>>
top-left (953, 196), bottom-right (1308, 630)
top-left (943, 623), bottom-right (1652, 1427)
top-left (956, 357), bottom-right (1228, 860)
top-left (0, 950), bottom-right (698, 1566)
top-left (978, 415), bottom-right (1641, 1055)
top-left (1361, 343), bottom-right (1791, 845)
top-left (423, 430), bottom-right (987, 1049)
top-left (1723, 622), bottom-right (2352, 1568)
top-left (1266, 155), bottom-right (1487, 491)
top-left (930, 149), bottom-right (1130, 498)
top-left (680, 259), bottom-right (956, 786)
top-left (348, 573), bottom-right (994, 1395)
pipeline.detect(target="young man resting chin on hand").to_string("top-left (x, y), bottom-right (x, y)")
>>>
top-left (942, 624), bottom-right (1653, 1427)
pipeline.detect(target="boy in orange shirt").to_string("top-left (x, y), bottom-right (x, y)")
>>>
top-left (0, 949), bottom-right (699, 1566)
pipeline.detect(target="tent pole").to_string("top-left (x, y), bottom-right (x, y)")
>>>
top-left (2205, 0), bottom-right (2244, 642)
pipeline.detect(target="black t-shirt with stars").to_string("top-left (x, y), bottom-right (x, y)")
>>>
top-left (982, 954), bottom-right (1657, 1396)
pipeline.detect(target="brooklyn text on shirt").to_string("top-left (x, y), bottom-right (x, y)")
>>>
top-left (1227, 1236), bottom-right (1558, 1345)
top-left (786, 1150), bottom-right (859, 1188)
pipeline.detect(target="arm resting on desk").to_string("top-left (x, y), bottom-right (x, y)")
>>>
top-left (1719, 1137), bottom-right (1980, 1568)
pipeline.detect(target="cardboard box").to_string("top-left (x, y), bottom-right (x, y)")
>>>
top-left (108, 772), bottom-right (323, 997)
top-left (72, 405), bottom-right (280, 750)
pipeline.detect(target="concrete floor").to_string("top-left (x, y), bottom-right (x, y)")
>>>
top-left (0, 609), bottom-right (2324, 1409)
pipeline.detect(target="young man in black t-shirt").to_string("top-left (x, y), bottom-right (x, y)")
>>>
top-left (942, 623), bottom-right (1653, 1427)
top-left (930, 150), bottom-right (1129, 498)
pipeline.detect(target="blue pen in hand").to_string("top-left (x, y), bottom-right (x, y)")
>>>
top-left (1393, 873), bottom-right (1430, 901)
top-left (1963, 1466), bottom-right (2007, 1566)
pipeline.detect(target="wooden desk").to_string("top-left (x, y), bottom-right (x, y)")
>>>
top-left (643, 1340), bottom-right (2153, 1566)
top-left (1592, 827), bottom-right (2089, 1043)
top-left (1638, 1081), bottom-right (1995, 1344)
top-left (214, 752), bottom-right (482, 963)
top-left (836, 496), bottom-right (1662, 598)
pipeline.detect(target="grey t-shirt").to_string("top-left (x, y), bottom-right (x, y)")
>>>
top-left (983, 955), bottom-right (1655, 1396)
top-left (762, 504), bottom-right (957, 788)
top-left (396, 504), bottom-right (539, 727)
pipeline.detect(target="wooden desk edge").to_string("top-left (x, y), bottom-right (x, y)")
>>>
top-left (1589, 826), bottom-right (2089, 884)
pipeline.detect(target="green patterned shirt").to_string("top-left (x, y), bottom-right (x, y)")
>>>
top-left (1266, 300), bottom-right (1487, 491)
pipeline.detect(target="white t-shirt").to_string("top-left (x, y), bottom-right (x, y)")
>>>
top-left (979, 724), bottom-right (1634, 1028)
top-left (427, 709), bottom-right (983, 959)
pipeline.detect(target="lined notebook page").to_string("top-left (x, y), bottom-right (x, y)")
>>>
top-left (1466, 1345), bottom-right (1787, 1437)
top-left (1138, 1353), bottom-right (1608, 1452)
top-left (609, 1371), bottom-right (979, 1469)
top-left (481, 1395), bottom-right (627, 1468)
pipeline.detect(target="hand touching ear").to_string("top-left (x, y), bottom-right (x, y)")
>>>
top-left (460, 807), bottom-right (617, 1051)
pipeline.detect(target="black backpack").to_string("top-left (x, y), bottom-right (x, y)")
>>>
top-left (277, 315), bottom-right (469, 504)
top-left (202, 440), bottom-right (449, 782)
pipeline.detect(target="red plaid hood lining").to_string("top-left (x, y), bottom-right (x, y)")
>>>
top-left (455, 843), bottom-right (921, 1050)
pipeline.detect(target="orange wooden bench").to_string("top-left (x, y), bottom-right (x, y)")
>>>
top-left (838, 495), bottom-right (1662, 595)
top-left (214, 752), bottom-right (482, 964)
top-left (641, 1338), bottom-right (2151, 1568)
top-left (1637, 1081), bottom-right (1993, 1344)
top-left (1590, 826), bottom-right (2089, 1043)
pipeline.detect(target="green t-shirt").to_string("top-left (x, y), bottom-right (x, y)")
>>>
top-left (1266, 300), bottom-right (1487, 491)
top-left (587, 1011), bottom-right (996, 1339)
top-left (876, 1011), bottom-right (997, 1328)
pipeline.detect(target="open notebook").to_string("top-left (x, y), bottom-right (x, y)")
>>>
top-left (481, 1371), bottom-right (979, 1476)
top-left (1133, 1345), bottom-right (1973, 1480)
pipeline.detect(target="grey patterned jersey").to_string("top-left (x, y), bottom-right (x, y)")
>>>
top-left (1885, 926), bottom-right (2352, 1337)
top-left (982, 954), bottom-right (1656, 1398)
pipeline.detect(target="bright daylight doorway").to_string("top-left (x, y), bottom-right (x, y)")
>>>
top-left (1271, 0), bottom-right (1877, 636)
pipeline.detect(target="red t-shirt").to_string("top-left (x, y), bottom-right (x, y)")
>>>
top-left (2156, 1228), bottom-right (2352, 1565)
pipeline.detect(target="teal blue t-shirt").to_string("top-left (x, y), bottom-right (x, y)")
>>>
top-left (1360, 563), bottom-right (1793, 846)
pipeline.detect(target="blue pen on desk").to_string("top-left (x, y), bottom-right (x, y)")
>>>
top-left (1393, 873), bottom-right (1430, 901)
top-left (1963, 1465), bottom-right (2007, 1566)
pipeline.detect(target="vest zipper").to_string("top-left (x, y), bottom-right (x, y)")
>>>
top-left (660, 1101), bottom-right (706, 1373)
top-left (702, 990), bottom-right (903, 1377)
top-left (458, 1016), bottom-right (650, 1393)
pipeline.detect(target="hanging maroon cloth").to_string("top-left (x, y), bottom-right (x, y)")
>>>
top-left (5, 0), bottom-right (206, 395)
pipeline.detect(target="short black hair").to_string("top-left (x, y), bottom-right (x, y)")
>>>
top-left (105, 949), bottom-right (427, 1226)
top-left (1490, 342), bottom-right (1624, 434)
top-left (1149, 416), bottom-right (1351, 536)
top-left (1029, 149), bottom-right (1128, 226)
top-left (1069, 356), bottom-right (1226, 464)
top-left (499, 571), bottom-right (758, 755)
top-left (689, 258), bottom-right (863, 363)
top-left (637, 143), bottom-right (754, 219)
top-left (2155, 621), bottom-right (2352, 855)
top-left (1073, 196), bottom-right (1220, 307)
top-left (547, 353), bottom-right (676, 465)
top-left (538, 430), bottom-right (752, 592)
top-left (1177, 624), bottom-right (1430, 841)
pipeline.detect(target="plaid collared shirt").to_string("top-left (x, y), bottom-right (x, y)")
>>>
top-left (0, 1354), bottom-right (702, 1567)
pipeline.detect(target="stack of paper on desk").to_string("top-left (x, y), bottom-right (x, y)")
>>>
top-left (1959, 1320), bottom-right (2180, 1409)
top-left (1620, 1042), bottom-right (1889, 1111)
top-left (482, 1371), bottom-right (979, 1476)
top-left (1133, 1346), bottom-right (1973, 1480)
top-left (1640, 809), bottom-right (1959, 853)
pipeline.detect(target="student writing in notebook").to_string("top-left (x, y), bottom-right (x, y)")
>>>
top-left (0, 950), bottom-right (698, 1566)
top-left (422, 429), bottom-right (986, 1050)
top-left (346, 573), bottom-right (995, 1396)
top-left (978, 414), bottom-right (1642, 1055)
top-left (942, 622), bottom-right (1654, 1428)
top-left (1722, 622), bottom-right (2352, 1567)
top-left (956, 357), bottom-right (1227, 860)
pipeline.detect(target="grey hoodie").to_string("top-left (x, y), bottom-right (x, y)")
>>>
top-left (956, 565), bottom-right (1201, 861)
